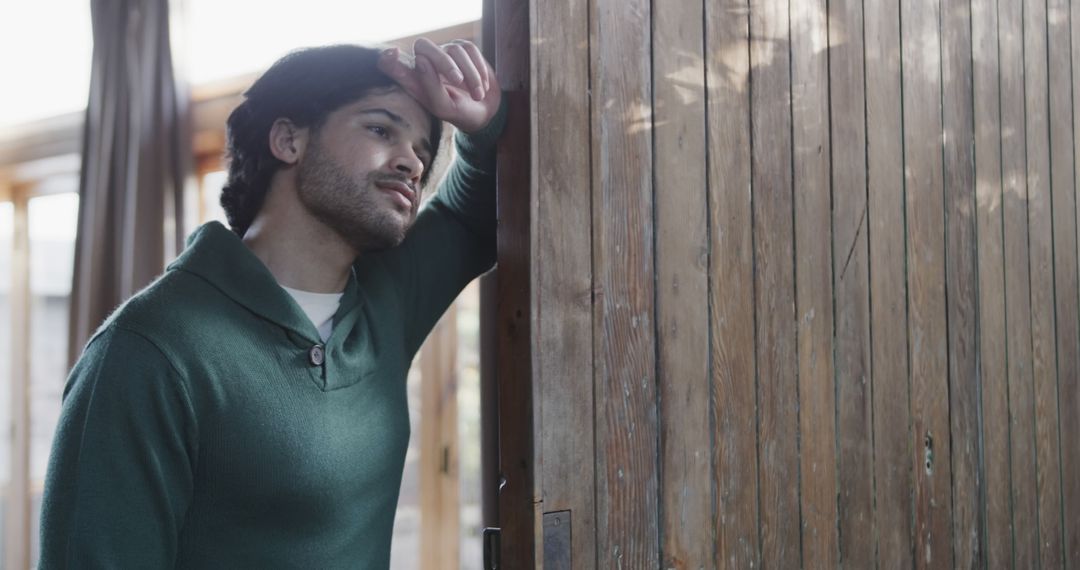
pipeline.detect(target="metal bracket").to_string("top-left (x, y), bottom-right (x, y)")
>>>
top-left (543, 510), bottom-right (571, 570)
top-left (483, 527), bottom-right (501, 570)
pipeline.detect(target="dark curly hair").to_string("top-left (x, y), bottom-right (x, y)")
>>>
top-left (221, 44), bottom-right (444, 237)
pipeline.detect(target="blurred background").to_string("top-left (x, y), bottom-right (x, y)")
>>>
top-left (0, 1), bottom-right (486, 568)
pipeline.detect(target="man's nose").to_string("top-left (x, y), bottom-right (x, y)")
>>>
top-left (390, 152), bottom-right (423, 182)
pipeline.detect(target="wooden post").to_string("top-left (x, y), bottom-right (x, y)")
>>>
top-left (6, 183), bottom-right (31, 570)
top-left (972, 0), bottom-right (1012, 565)
top-left (420, 307), bottom-right (460, 570)
top-left (493, 0), bottom-right (536, 563)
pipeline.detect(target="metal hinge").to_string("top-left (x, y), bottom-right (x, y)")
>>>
top-left (483, 527), bottom-right (501, 570)
top-left (543, 511), bottom-right (571, 570)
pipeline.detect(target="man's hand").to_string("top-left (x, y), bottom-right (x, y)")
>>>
top-left (378, 39), bottom-right (501, 134)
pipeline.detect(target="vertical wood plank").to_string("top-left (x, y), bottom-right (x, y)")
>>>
top-left (494, 0), bottom-right (536, 562)
top-left (1054, 0), bottom-right (1080, 562)
top-left (479, 0), bottom-right (498, 538)
top-left (1022, 0), bottom-right (1066, 564)
top-left (533, 0), bottom-right (595, 565)
top-left (971, 0), bottom-right (1014, 565)
top-left (5, 186), bottom-right (31, 570)
top-left (653, 0), bottom-right (712, 567)
top-left (827, 0), bottom-right (876, 564)
top-left (749, 0), bottom-right (800, 566)
top-left (705, 1), bottom-right (761, 566)
top-left (999, 0), bottom-right (1041, 561)
top-left (420, 308), bottom-right (460, 570)
top-left (865, 0), bottom-right (915, 563)
top-left (940, 0), bottom-right (983, 566)
top-left (790, 0), bottom-right (839, 567)
top-left (900, 0), bottom-right (955, 564)
top-left (590, 0), bottom-right (659, 565)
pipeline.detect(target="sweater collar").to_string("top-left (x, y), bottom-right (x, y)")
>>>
top-left (167, 222), bottom-right (362, 343)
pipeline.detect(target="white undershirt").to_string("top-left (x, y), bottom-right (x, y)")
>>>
top-left (281, 285), bottom-right (343, 342)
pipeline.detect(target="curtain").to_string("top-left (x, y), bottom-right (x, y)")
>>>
top-left (68, 0), bottom-right (189, 366)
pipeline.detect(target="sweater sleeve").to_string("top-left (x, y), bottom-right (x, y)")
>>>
top-left (39, 326), bottom-right (198, 569)
top-left (361, 97), bottom-right (507, 357)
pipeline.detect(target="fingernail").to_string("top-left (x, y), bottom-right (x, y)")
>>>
top-left (473, 87), bottom-right (485, 100)
top-left (417, 58), bottom-right (430, 73)
top-left (452, 70), bottom-right (464, 83)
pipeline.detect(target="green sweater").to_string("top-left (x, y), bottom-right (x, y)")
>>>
top-left (39, 105), bottom-right (505, 569)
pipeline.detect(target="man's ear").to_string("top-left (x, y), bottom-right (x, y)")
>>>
top-left (268, 118), bottom-right (308, 164)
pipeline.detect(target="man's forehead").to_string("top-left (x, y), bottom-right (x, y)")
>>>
top-left (346, 89), bottom-right (432, 132)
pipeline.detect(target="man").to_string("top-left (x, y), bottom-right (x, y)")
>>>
top-left (40, 38), bottom-right (503, 568)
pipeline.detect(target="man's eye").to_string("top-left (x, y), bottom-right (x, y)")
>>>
top-left (368, 125), bottom-right (390, 138)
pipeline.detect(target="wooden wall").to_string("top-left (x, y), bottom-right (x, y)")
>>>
top-left (492, 0), bottom-right (1080, 566)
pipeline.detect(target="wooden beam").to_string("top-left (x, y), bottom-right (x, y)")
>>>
top-left (706, 0), bottom-right (760, 565)
top-left (653, 0), bottom-right (710, 566)
top-left (901, 0), bottom-right (954, 562)
top-left (492, 0), bottom-right (535, 563)
top-left (828, 0), bottom-right (874, 564)
top-left (1050, 0), bottom-right (1080, 561)
top-left (792, 0), bottom-right (840, 565)
top-left (749, 0), bottom-right (800, 564)
top-left (5, 184), bottom-right (32, 570)
top-left (533, 0), bottom-right (595, 565)
top-left (420, 307), bottom-right (461, 570)
top-left (971, 0), bottom-right (1013, 565)
top-left (1000, 0), bottom-right (1040, 562)
top-left (864, 0), bottom-right (913, 562)
top-left (589, 0), bottom-right (659, 563)
top-left (1023, 0), bottom-right (1066, 564)
top-left (941, 0), bottom-right (983, 564)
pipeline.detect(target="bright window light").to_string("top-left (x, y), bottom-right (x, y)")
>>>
top-left (0, 0), bottom-right (481, 129)
top-left (0, 0), bottom-right (92, 128)
top-left (182, 0), bottom-right (482, 84)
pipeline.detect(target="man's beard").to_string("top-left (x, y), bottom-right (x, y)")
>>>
top-left (295, 143), bottom-right (416, 253)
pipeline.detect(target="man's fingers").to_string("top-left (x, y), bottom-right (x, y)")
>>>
top-left (458, 41), bottom-right (490, 92)
top-left (413, 37), bottom-right (464, 85)
top-left (377, 48), bottom-right (424, 98)
top-left (414, 55), bottom-right (452, 114)
top-left (446, 44), bottom-right (485, 100)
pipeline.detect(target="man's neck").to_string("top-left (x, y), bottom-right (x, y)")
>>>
top-left (241, 182), bottom-right (357, 294)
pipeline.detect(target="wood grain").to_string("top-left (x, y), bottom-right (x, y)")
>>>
top-left (653, 0), bottom-right (713, 567)
top-left (494, 0), bottom-right (536, 562)
top-left (1042, 0), bottom-right (1080, 561)
top-left (533, 0), bottom-right (596, 566)
top-left (6, 185), bottom-right (31, 570)
top-left (971, 0), bottom-right (1014, 565)
top-left (790, 0), bottom-right (839, 566)
top-left (419, 308), bottom-right (460, 570)
top-left (589, 0), bottom-right (660, 565)
top-left (706, 1), bottom-right (761, 567)
top-left (901, 0), bottom-right (955, 564)
top-left (940, 0), bottom-right (983, 566)
top-left (864, 0), bottom-right (914, 562)
top-left (1022, 0), bottom-right (1066, 564)
top-left (826, 0), bottom-right (875, 565)
top-left (749, 0), bottom-right (800, 566)
top-left (1060, 0), bottom-right (1080, 563)
top-left (999, 0), bottom-right (1040, 562)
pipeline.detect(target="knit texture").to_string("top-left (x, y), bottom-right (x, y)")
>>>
top-left (39, 101), bottom-right (505, 569)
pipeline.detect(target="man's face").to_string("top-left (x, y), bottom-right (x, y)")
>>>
top-left (295, 88), bottom-right (434, 252)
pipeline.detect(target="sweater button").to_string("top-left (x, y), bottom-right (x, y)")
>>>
top-left (308, 344), bottom-right (325, 366)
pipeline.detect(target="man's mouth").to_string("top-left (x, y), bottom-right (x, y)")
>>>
top-left (374, 180), bottom-right (416, 210)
